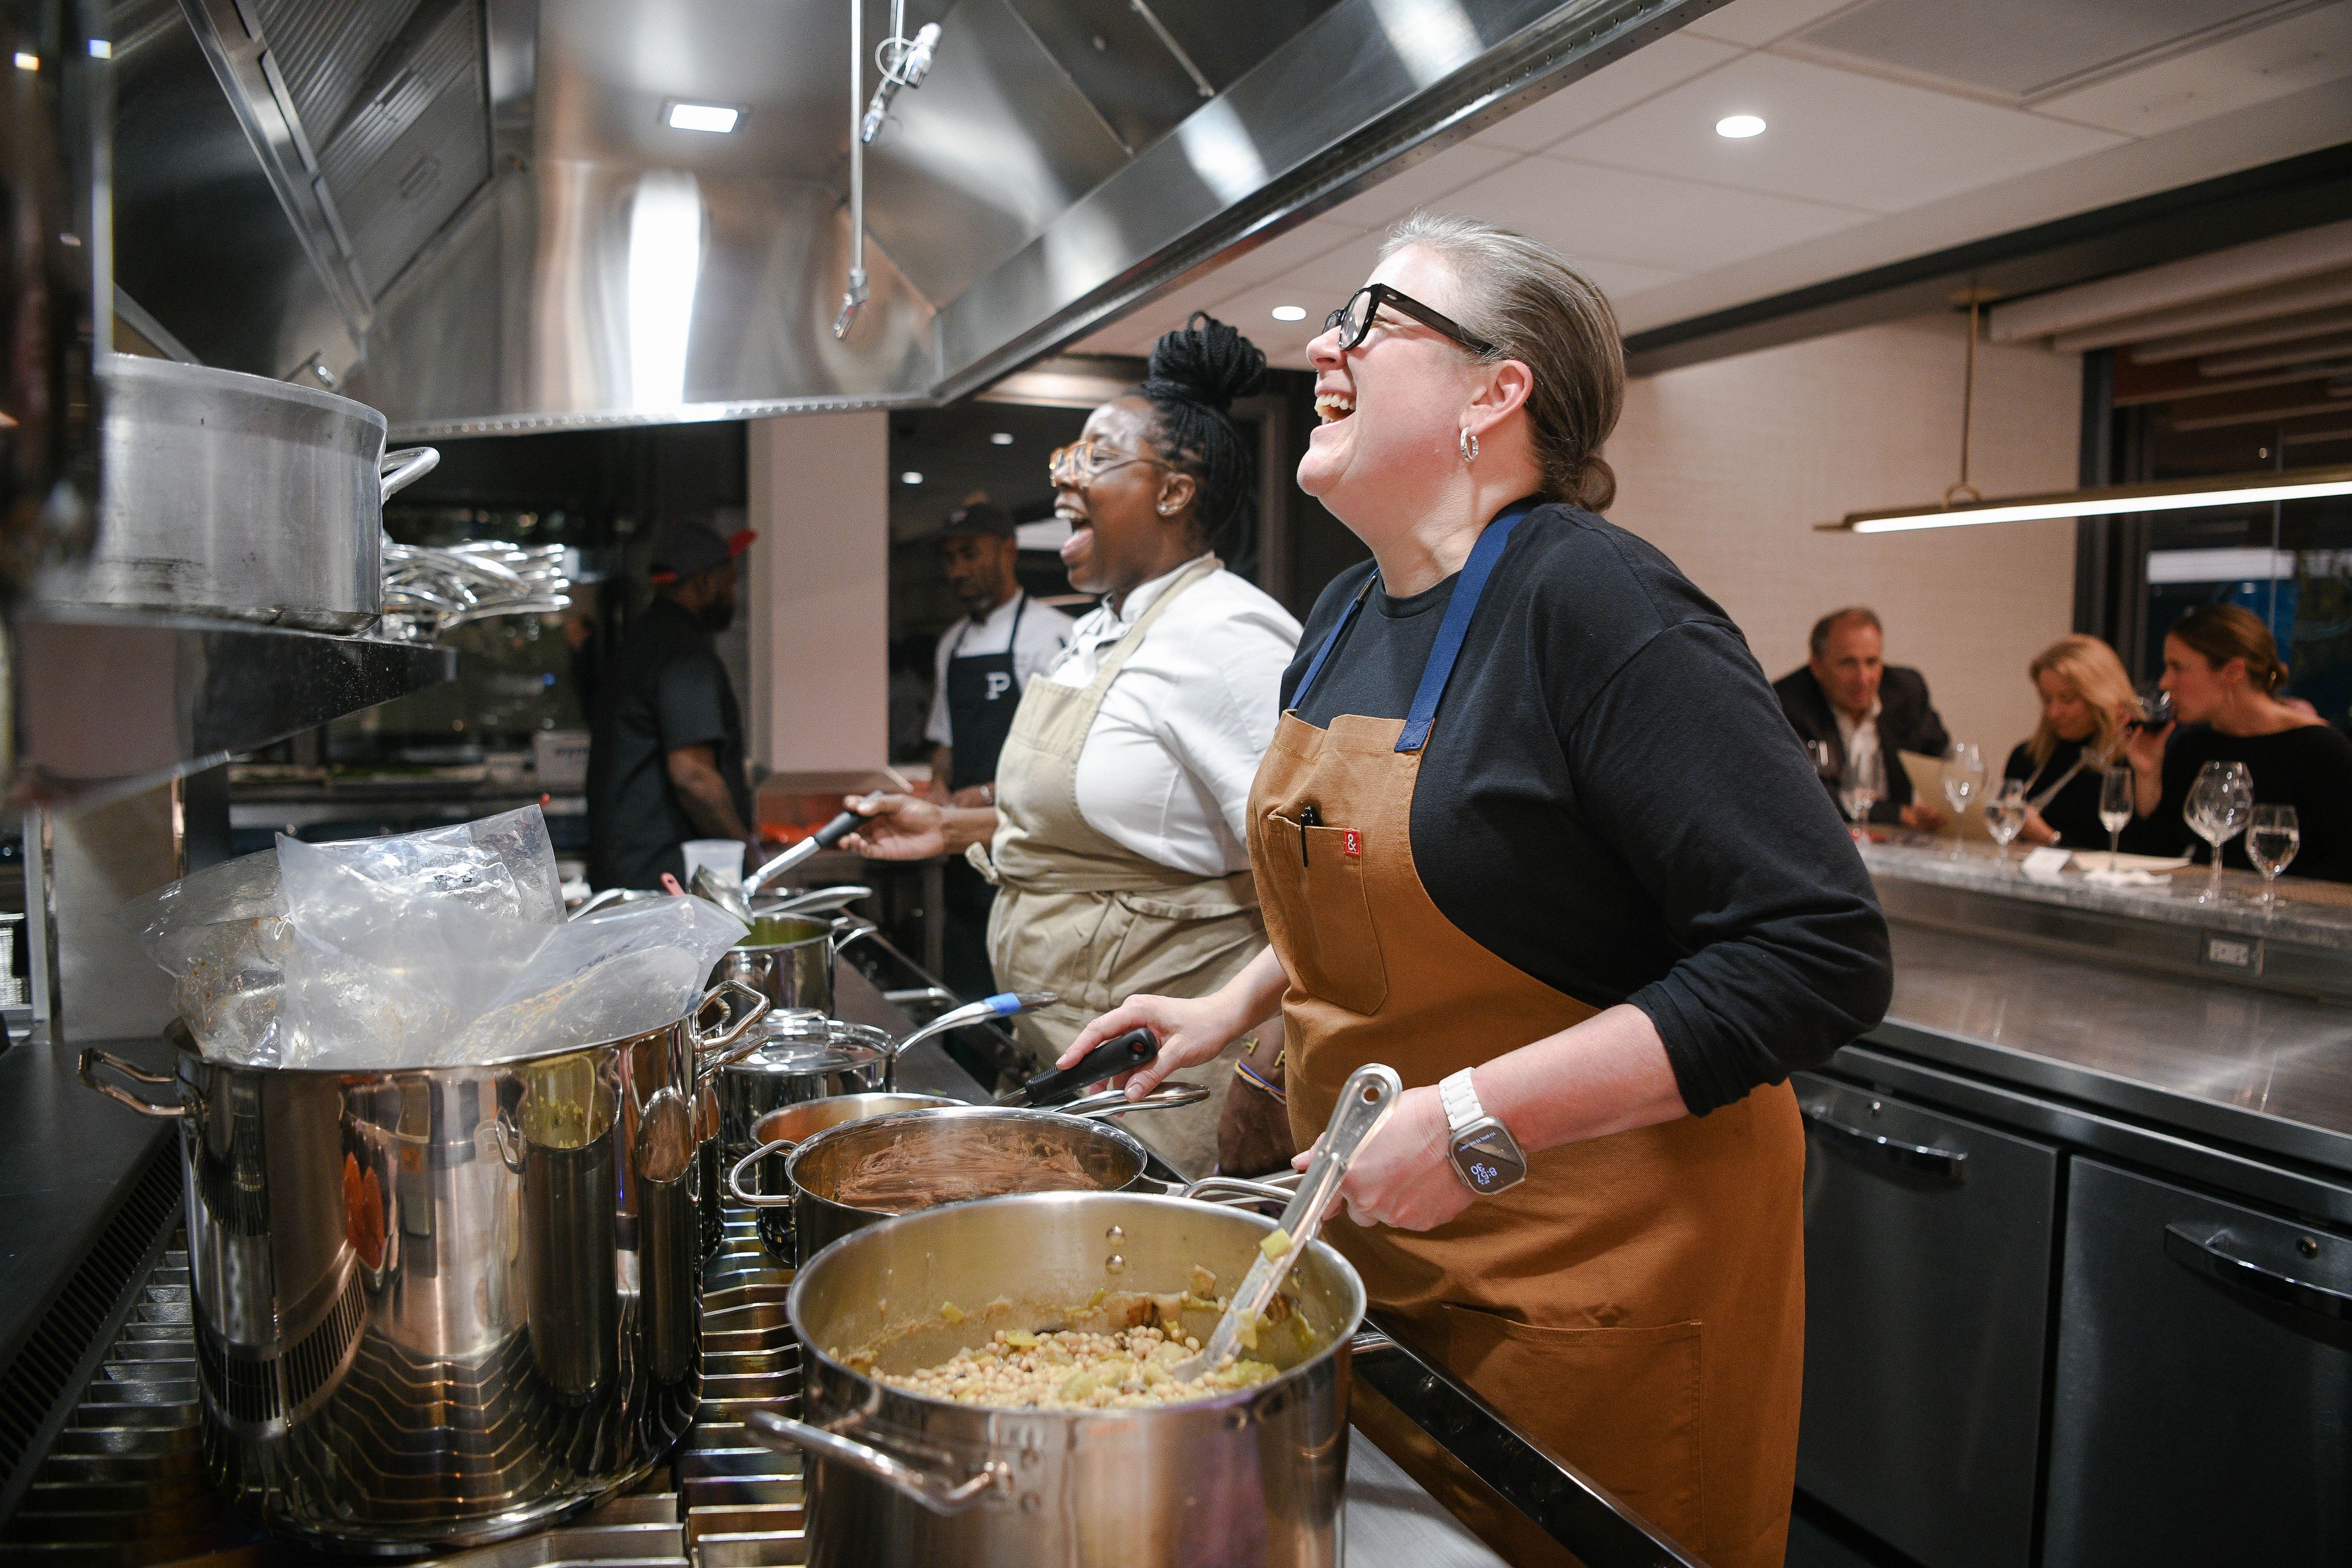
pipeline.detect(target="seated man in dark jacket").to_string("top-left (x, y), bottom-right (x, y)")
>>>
top-left (1775, 606), bottom-right (1950, 829)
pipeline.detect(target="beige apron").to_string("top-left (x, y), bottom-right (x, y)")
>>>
top-left (971, 557), bottom-right (1268, 1175)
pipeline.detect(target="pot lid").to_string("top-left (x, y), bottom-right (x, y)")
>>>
top-left (727, 1016), bottom-right (892, 1075)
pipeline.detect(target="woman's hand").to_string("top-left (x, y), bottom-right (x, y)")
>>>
top-left (2018, 806), bottom-right (2059, 847)
top-left (1057, 991), bottom-right (1247, 1099)
top-left (838, 793), bottom-right (946, 859)
top-left (2119, 714), bottom-right (2171, 816)
top-left (1291, 1085), bottom-right (1471, 1232)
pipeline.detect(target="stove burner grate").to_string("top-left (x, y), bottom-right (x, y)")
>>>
top-left (1, 1212), bottom-right (808, 1566)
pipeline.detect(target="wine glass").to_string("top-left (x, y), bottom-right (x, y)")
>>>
top-left (1984, 780), bottom-right (2027, 854)
top-left (2184, 760), bottom-right (2253, 904)
top-left (2098, 767), bottom-right (2133, 860)
top-left (1941, 743), bottom-right (1985, 859)
top-left (2245, 803), bottom-right (2299, 911)
top-left (1805, 739), bottom-right (1838, 789)
top-left (1839, 747), bottom-right (1883, 835)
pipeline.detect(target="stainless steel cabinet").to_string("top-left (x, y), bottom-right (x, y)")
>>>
top-left (1793, 1074), bottom-right (2059, 1568)
top-left (2045, 1158), bottom-right (2352, 1566)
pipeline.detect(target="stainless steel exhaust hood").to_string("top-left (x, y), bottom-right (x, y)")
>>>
top-left (115, 0), bottom-right (1719, 434)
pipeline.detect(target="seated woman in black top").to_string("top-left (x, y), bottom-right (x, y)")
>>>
top-left (2121, 603), bottom-right (2352, 882)
top-left (2008, 634), bottom-right (2149, 851)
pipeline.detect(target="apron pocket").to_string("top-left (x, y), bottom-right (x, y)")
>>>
top-left (1259, 812), bottom-right (1387, 1015)
top-left (1439, 1304), bottom-right (1703, 1550)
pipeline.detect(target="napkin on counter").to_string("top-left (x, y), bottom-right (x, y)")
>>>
top-left (2083, 867), bottom-right (2171, 888)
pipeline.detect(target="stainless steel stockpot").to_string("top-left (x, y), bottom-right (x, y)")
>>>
top-left (78, 982), bottom-right (771, 1552)
top-left (699, 1016), bottom-right (895, 1261)
top-left (712, 913), bottom-right (876, 1016)
top-left (45, 353), bottom-right (437, 632)
top-left (751, 1190), bottom-right (1366, 1567)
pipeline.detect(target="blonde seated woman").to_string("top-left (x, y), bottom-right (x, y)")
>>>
top-left (2005, 634), bottom-right (2148, 851)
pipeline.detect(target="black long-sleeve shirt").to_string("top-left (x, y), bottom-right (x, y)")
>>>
top-left (2136, 722), bottom-right (2352, 883)
top-left (1284, 503), bottom-right (1893, 1117)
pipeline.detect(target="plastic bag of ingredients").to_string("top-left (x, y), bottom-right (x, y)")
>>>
top-left (133, 806), bottom-right (742, 1069)
top-left (128, 805), bottom-right (564, 1066)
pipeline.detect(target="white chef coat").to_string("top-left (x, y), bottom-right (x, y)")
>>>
top-left (924, 592), bottom-right (1075, 748)
top-left (1044, 556), bottom-right (1302, 877)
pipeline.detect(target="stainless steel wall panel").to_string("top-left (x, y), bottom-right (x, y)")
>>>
top-left (860, 0), bottom-right (1131, 306)
top-left (932, 0), bottom-right (1721, 399)
top-left (345, 165), bottom-right (937, 436)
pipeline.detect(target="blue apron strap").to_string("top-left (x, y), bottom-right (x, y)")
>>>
top-left (1395, 499), bottom-right (1537, 753)
top-left (1289, 575), bottom-right (1376, 711)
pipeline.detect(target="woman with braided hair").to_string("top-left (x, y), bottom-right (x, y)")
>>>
top-left (843, 313), bottom-right (1302, 1174)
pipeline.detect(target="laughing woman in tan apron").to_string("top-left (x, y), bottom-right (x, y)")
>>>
top-left (841, 315), bottom-right (1301, 1176)
top-left (1059, 216), bottom-right (1892, 1568)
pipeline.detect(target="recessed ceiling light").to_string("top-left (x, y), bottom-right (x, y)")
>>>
top-left (1270, 305), bottom-right (1307, 322)
top-left (88, 39), bottom-right (111, 59)
top-left (667, 101), bottom-right (742, 134)
top-left (1715, 114), bottom-right (1766, 139)
top-left (13, 52), bottom-right (39, 70)
top-left (990, 432), bottom-right (1014, 446)
top-left (900, 470), bottom-right (924, 485)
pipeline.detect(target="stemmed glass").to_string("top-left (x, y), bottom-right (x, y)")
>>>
top-left (1839, 747), bottom-right (1883, 835)
top-left (2245, 804), bottom-right (2299, 912)
top-left (2098, 767), bottom-right (2134, 859)
top-left (1941, 743), bottom-right (1985, 859)
top-left (2184, 761), bottom-right (2253, 904)
top-left (1984, 780), bottom-right (2028, 854)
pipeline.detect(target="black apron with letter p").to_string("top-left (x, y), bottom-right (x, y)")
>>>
top-left (942, 595), bottom-right (1028, 998)
top-left (945, 595), bottom-right (1027, 792)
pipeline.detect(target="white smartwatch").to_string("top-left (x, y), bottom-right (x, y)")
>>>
top-left (1439, 1068), bottom-right (1526, 1197)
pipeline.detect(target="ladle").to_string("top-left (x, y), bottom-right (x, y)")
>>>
top-left (1167, 1062), bottom-right (1400, 1382)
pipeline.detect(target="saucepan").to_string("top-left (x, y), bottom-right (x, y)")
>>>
top-left (728, 1085), bottom-right (1208, 1265)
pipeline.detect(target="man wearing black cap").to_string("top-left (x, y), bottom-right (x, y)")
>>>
top-left (926, 500), bottom-right (1071, 993)
top-left (587, 520), bottom-right (762, 889)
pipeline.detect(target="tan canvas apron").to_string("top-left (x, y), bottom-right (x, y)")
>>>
top-left (971, 557), bottom-right (1268, 1174)
top-left (1245, 507), bottom-right (1806, 1568)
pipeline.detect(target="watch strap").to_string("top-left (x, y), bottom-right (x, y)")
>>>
top-left (1439, 1068), bottom-right (1483, 1134)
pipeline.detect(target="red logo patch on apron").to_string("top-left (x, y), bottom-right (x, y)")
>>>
top-left (1341, 829), bottom-right (1363, 858)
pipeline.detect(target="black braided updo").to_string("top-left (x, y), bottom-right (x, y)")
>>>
top-left (1139, 312), bottom-right (1267, 560)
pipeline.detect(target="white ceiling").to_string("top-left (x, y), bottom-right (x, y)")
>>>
top-left (1068, 0), bottom-right (2352, 369)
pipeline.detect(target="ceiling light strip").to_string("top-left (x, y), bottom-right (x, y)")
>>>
top-left (1826, 464), bottom-right (2352, 534)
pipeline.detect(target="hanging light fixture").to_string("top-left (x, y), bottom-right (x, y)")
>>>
top-left (1823, 289), bottom-right (2352, 533)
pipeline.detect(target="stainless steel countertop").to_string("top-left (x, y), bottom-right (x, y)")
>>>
top-left (1873, 921), bottom-right (2352, 1178)
top-left (1863, 837), bottom-right (2352, 950)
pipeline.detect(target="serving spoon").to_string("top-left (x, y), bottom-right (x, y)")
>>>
top-left (1167, 1061), bottom-right (1401, 1383)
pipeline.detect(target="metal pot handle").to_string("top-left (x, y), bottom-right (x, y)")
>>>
top-left (726, 1137), bottom-right (799, 1208)
top-left (744, 1408), bottom-right (1009, 1515)
top-left (379, 446), bottom-right (440, 502)
top-left (78, 1048), bottom-right (185, 1118)
top-left (690, 979), bottom-right (774, 1084)
top-left (829, 917), bottom-right (881, 957)
top-left (1061, 1082), bottom-right (1210, 1120)
top-left (1180, 1171), bottom-right (1302, 1207)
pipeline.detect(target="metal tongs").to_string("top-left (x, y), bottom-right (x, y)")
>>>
top-left (1169, 1061), bottom-right (1401, 1382)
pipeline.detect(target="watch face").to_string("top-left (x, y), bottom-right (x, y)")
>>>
top-left (1451, 1128), bottom-right (1526, 1194)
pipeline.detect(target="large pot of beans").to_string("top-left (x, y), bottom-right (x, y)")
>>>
top-left (748, 1189), bottom-right (1366, 1566)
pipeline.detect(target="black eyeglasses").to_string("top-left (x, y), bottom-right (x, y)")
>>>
top-left (1325, 284), bottom-right (1494, 356)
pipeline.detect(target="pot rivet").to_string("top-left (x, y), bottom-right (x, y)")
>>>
top-left (1224, 1409), bottom-right (1248, 1430)
top-left (1020, 1492), bottom-right (1042, 1513)
top-left (1105, 1254), bottom-right (1125, 1274)
top-left (1106, 1224), bottom-right (1123, 1241)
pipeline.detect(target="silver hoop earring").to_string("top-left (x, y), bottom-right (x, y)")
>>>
top-left (1458, 428), bottom-right (1479, 463)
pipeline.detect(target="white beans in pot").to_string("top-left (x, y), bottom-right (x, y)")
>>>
top-left (880, 1324), bottom-right (1278, 1410)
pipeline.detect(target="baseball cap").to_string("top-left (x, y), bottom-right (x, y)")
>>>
top-left (938, 500), bottom-right (1016, 541)
top-left (649, 520), bottom-right (756, 584)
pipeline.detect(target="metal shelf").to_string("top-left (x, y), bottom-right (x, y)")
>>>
top-left (13, 610), bottom-right (454, 807)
